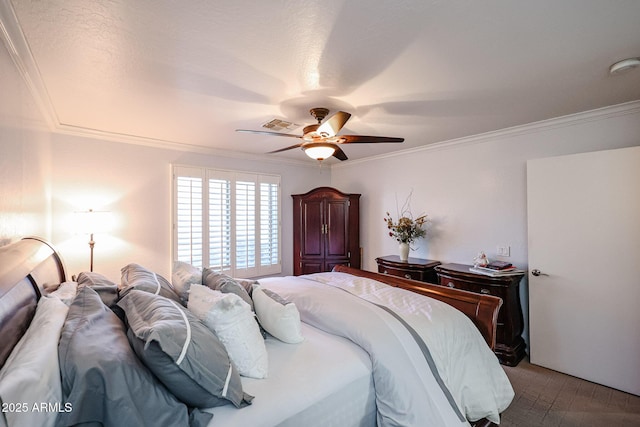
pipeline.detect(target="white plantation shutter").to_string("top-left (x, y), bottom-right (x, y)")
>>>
top-left (259, 176), bottom-right (280, 275)
top-left (173, 165), bottom-right (280, 277)
top-left (208, 171), bottom-right (232, 273)
top-left (234, 174), bottom-right (257, 276)
top-left (174, 168), bottom-right (204, 268)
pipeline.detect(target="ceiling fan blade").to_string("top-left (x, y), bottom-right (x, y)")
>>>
top-left (332, 146), bottom-right (349, 161)
top-left (268, 143), bottom-right (303, 153)
top-left (236, 129), bottom-right (301, 139)
top-left (338, 135), bottom-right (404, 144)
top-left (317, 111), bottom-right (351, 137)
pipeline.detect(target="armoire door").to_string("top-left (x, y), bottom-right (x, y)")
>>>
top-left (325, 198), bottom-right (350, 260)
top-left (300, 198), bottom-right (324, 259)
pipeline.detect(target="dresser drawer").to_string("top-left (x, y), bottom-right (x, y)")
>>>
top-left (439, 275), bottom-right (499, 297)
top-left (376, 256), bottom-right (441, 284)
top-left (378, 265), bottom-right (424, 281)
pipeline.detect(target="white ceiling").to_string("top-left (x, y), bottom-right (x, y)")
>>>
top-left (3, 0), bottom-right (640, 163)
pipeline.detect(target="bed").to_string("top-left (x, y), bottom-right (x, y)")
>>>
top-left (0, 237), bottom-right (514, 427)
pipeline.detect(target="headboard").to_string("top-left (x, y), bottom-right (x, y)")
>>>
top-left (0, 237), bottom-right (67, 368)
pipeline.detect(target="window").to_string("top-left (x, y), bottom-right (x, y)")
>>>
top-left (173, 165), bottom-right (281, 278)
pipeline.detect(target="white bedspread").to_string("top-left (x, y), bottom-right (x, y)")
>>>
top-left (206, 322), bottom-right (376, 427)
top-left (260, 272), bottom-right (514, 426)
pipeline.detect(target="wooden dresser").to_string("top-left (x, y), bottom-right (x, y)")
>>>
top-left (292, 187), bottom-right (360, 275)
top-left (375, 255), bottom-right (441, 284)
top-left (435, 263), bottom-right (526, 366)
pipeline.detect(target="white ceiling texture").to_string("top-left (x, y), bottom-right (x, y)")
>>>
top-left (2, 0), bottom-right (640, 164)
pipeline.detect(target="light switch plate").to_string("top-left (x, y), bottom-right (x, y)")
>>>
top-left (497, 245), bottom-right (510, 257)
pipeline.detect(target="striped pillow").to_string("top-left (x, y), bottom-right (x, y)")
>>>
top-left (117, 290), bottom-right (253, 408)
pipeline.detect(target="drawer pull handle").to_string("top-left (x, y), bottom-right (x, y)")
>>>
top-left (383, 270), bottom-right (388, 274)
top-left (404, 274), bottom-right (411, 279)
top-left (480, 288), bottom-right (490, 294)
top-left (447, 282), bottom-right (455, 288)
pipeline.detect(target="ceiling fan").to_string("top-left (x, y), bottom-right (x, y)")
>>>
top-left (236, 107), bottom-right (404, 161)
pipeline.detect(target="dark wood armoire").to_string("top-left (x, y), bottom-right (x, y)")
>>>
top-left (292, 187), bottom-right (360, 275)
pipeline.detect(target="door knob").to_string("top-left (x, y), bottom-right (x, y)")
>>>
top-left (531, 269), bottom-right (548, 277)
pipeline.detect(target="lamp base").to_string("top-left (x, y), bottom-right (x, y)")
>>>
top-left (89, 233), bottom-right (95, 272)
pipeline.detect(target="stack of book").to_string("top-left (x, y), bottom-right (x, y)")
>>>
top-left (469, 261), bottom-right (525, 277)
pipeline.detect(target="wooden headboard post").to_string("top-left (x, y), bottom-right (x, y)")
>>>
top-left (333, 265), bottom-right (502, 350)
top-left (0, 237), bottom-right (67, 368)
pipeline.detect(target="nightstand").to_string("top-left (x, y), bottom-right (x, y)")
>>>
top-left (375, 255), bottom-right (441, 284)
top-left (435, 263), bottom-right (526, 366)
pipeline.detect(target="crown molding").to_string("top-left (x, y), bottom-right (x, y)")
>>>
top-left (332, 99), bottom-right (640, 169)
top-left (54, 122), bottom-right (315, 167)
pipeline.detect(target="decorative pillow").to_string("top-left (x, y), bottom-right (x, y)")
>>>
top-left (120, 263), bottom-right (182, 304)
top-left (57, 286), bottom-right (210, 427)
top-left (188, 284), bottom-right (268, 379)
top-left (202, 268), bottom-right (253, 309)
top-left (252, 285), bottom-right (304, 344)
top-left (118, 290), bottom-right (253, 408)
top-left (0, 296), bottom-right (69, 427)
top-left (77, 271), bottom-right (119, 307)
top-left (172, 260), bottom-right (202, 304)
top-left (47, 281), bottom-right (78, 306)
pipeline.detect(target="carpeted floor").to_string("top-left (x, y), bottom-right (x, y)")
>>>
top-left (498, 358), bottom-right (640, 426)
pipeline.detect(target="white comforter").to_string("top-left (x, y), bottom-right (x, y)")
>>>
top-left (259, 272), bottom-right (514, 426)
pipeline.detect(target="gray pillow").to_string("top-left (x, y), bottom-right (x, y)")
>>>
top-left (77, 271), bottom-right (119, 308)
top-left (120, 263), bottom-right (182, 304)
top-left (127, 330), bottom-right (229, 408)
top-left (202, 268), bottom-right (253, 309)
top-left (117, 290), bottom-right (253, 409)
top-left (172, 261), bottom-right (202, 304)
top-left (58, 286), bottom-right (211, 427)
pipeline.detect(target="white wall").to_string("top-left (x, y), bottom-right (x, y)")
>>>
top-left (330, 102), bottom-right (640, 347)
top-left (49, 135), bottom-right (330, 280)
top-left (0, 35), bottom-right (52, 246)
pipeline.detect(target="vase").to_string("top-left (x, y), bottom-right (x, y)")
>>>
top-left (399, 242), bottom-right (410, 261)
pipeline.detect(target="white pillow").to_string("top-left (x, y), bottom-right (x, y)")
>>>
top-left (187, 284), bottom-right (268, 379)
top-left (172, 261), bottom-right (202, 304)
top-left (252, 285), bottom-right (304, 344)
top-left (48, 281), bottom-right (78, 306)
top-left (0, 296), bottom-right (70, 427)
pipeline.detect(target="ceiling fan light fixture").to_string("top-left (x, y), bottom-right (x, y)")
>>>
top-left (238, 107), bottom-right (403, 161)
top-left (303, 143), bottom-right (336, 161)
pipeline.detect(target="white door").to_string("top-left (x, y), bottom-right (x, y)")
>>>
top-left (527, 146), bottom-right (640, 396)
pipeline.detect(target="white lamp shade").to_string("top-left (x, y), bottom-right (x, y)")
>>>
top-left (75, 209), bottom-right (113, 235)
